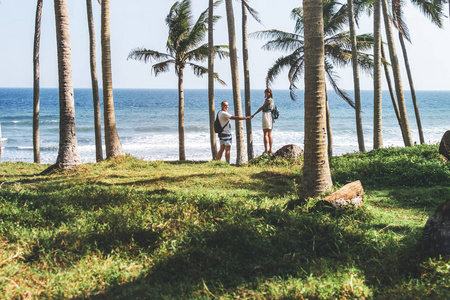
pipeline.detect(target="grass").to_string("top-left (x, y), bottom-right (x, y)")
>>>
top-left (0, 144), bottom-right (449, 299)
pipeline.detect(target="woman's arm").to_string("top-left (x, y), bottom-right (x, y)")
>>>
top-left (251, 98), bottom-right (272, 118)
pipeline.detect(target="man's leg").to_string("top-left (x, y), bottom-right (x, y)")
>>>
top-left (217, 144), bottom-right (225, 161)
top-left (225, 145), bottom-right (231, 164)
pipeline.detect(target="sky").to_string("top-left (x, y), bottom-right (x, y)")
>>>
top-left (0, 0), bottom-right (449, 91)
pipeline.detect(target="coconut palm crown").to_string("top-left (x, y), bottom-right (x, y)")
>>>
top-left (252, 0), bottom-right (374, 106)
top-left (128, 0), bottom-right (229, 160)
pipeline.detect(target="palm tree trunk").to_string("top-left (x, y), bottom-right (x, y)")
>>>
top-left (399, 32), bottom-right (425, 144)
top-left (326, 95), bottom-right (333, 158)
top-left (54, 0), bottom-right (82, 169)
top-left (242, 1), bottom-right (254, 161)
top-left (101, 0), bottom-right (124, 158)
top-left (373, 0), bottom-right (383, 149)
top-left (178, 68), bottom-right (186, 161)
top-left (347, 0), bottom-right (365, 152)
top-left (381, 43), bottom-right (401, 125)
top-left (381, 0), bottom-right (413, 147)
top-left (300, 0), bottom-right (333, 200)
top-left (208, 0), bottom-right (218, 160)
top-left (86, 0), bottom-right (103, 162)
top-left (33, 0), bottom-right (43, 164)
top-left (225, 0), bottom-right (246, 165)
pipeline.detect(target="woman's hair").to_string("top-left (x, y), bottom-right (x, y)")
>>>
top-left (264, 88), bottom-right (273, 98)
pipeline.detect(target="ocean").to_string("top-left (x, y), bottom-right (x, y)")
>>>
top-left (0, 88), bottom-right (449, 164)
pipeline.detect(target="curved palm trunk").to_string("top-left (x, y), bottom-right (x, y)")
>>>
top-left (399, 33), bottom-right (424, 144)
top-left (33, 0), bottom-right (43, 164)
top-left (101, 0), bottom-right (124, 158)
top-left (242, 1), bottom-right (254, 161)
top-left (178, 69), bottom-right (186, 161)
top-left (381, 43), bottom-right (401, 125)
top-left (86, 0), bottom-right (103, 162)
top-left (300, 0), bottom-right (332, 200)
top-left (373, 0), bottom-right (383, 149)
top-left (54, 0), bottom-right (82, 169)
top-left (225, 0), bottom-right (246, 165)
top-left (381, 0), bottom-right (413, 147)
top-left (208, 0), bottom-right (218, 160)
top-left (347, 0), bottom-right (365, 152)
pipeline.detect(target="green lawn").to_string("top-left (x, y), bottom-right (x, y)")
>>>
top-left (1, 144), bottom-right (449, 299)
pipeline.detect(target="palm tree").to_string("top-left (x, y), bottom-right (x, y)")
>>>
top-left (224, 0), bottom-right (246, 165)
top-left (53, 0), bottom-right (82, 169)
top-left (300, 0), bottom-right (332, 199)
top-left (101, 0), bottom-right (124, 158)
top-left (381, 0), bottom-right (413, 146)
top-left (240, 0), bottom-right (260, 161)
top-left (208, 0), bottom-right (218, 160)
top-left (128, 0), bottom-right (228, 161)
top-left (253, 1), bottom-right (373, 154)
top-left (33, 0), bottom-right (43, 164)
top-left (86, 0), bottom-right (103, 162)
top-left (347, 0), bottom-right (365, 152)
top-left (241, 0), bottom-right (254, 161)
top-left (373, 0), bottom-right (383, 149)
top-left (390, 0), bottom-right (445, 145)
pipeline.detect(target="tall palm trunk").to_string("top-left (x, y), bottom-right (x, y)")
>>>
top-left (101, 0), bottom-right (124, 158)
top-left (178, 68), bottom-right (186, 161)
top-left (373, 0), bottom-right (383, 149)
top-left (225, 0), bottom-right (246, 165)
top-left (381, 43), bottom-right (401, 124)
top-left (33, 0), bottom-right (43, 163)
top-left (300, 0), bottom-right (332, 199)
top-left (242, 1), bottom-right (254, 161)
top-left (326, 95), bottom-right (333, 158)
top-left (208, 0), bottom-right (218, 160)
top-left (398, 33), bottom-right (424, 144)
top-left (347, 0), bottom-right (365, 152)
top-left (54, 0), bottom-right (82, 169)
top-left (86, 0), bottom-right (103, 162)
top-left (381, 0), bottom-right (413, 147)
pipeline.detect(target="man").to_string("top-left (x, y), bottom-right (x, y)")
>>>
top-left (217, 101), bottom-right (250, 164)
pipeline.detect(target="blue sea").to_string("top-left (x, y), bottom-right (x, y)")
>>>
top-left (0, 88), bottom-right (449, 164)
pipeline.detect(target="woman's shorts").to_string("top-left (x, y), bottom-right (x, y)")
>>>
top-left (262, 112), bottom-right (273, 130)
top-left (218, 133), bottom-right (232, 146)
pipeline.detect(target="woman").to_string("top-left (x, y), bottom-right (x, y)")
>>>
top-left (251, 88), bottom-right (274, 154)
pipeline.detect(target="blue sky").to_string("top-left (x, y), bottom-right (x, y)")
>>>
top-left (0, 0), bottom-right (449, 91)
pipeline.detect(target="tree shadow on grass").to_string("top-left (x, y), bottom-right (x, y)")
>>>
top-left (77, 206), bottom-right (431, 299)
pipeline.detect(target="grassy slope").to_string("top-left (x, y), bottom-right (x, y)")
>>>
top-left (0, 144), bottom-right (449, 299)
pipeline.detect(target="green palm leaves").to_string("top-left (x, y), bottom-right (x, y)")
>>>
top-left (128, 0), bottom-right (228, 82)
top-left (252, 0), bottom-right (374, 105)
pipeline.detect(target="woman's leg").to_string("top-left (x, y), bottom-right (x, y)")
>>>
top-left (267, 129), bottom-right (273, 153)
top-left (263, 129), bottom-right (269, 153)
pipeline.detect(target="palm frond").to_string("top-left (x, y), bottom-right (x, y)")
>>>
top-left (128, 48), bottom-right (173, 63)
top-left (325, 61), bottom-right (356, 109)
top-left (241, 0), bottom-right (262, 23)
top-left (265, 53), bottom-right (301, 87)
top-left (251, 30), bottom-right (303, 52)
top-left (410, 0), bottom-right (446, 28)
top-left (152, 60), bottom-right (173, 76)
top-left (187, 63), bottom-right (227, 85)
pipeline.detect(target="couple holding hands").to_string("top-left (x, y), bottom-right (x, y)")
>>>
top-left (217, 88), bottom-right (275, 163)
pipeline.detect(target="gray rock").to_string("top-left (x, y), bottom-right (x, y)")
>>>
top-left (439, 130), bottom-right (450, 161)
top-left (274, 144), bottom-right (303, 159)
top-left (423, 199), bottom-right (450, 255)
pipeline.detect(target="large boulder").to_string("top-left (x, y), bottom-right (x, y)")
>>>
top-left (439, 130), bottom-right (450, 161)
top-left (274, 144), bottom-right (303, 159)
top-left (320, 180), bottom-right (364, 210)
top-left (423, 199), bottom-right (450, 255)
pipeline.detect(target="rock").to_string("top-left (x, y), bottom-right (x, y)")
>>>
top-left (423, 199), bottom-right (450, 255)
top-left (321, 180), bottom-right (364, 210)
top-left (274, 144), bottom-right (303, 159)
top-left (439, 130), bottom-right (450, 161)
